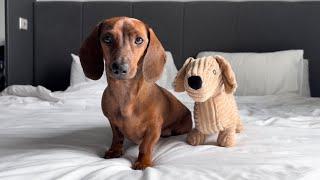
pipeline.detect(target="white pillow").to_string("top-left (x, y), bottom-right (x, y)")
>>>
top-left (70, 53), bottom-right (107, 86)
top-left (197, 50), bottom-right (303, 96)
top-left (156, 52), bottom-right (178, 89)
top-left (299, 59), bottom-right (310, 97)
top-left (71, 52), bottom-right (177, 89)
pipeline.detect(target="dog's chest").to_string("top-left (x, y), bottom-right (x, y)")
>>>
top-left (104, 101), bottom-right (146, 144)
top-left (117, 115), bottom-right (146, 144)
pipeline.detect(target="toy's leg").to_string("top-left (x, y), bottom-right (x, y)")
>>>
top-left (187, 129), bottom-right (207, 146)
top-left (217, 126), bottom-right (236, 147)
top-left (236, 119), bottom-right (243, 133)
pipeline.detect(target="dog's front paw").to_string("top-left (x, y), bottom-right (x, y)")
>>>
top-left (132, 160), bottom-right (153, 170)
top-left (104, 148), bottom-right (123, 159)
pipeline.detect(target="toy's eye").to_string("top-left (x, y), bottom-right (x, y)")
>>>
top-left (213, 69), bottom-right (216, 75)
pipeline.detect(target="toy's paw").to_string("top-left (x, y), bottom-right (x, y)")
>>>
top-left (132, 160), bottom-right (153, 170)
top-left (104, 148), bottom-right (123, 159)
top-left (236, 122), bottom-right (244, 133)
top-left (187, 129), bottom-right (207, 146)
top-left (217, 128), bottom-right (236, 147)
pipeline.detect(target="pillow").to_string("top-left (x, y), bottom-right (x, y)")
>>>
top-left (156, 52), bottom-right (178, 89)
top-left (71, 52), bottom-right (177, 89)
top-left (70, 54), bottom-right (107, 86)
top-left (197, 50), bottom-right (303, 96)
top-left (299, 59), bottom-right (310, 97)
top-left (70, 54), bottom-right (88, 86)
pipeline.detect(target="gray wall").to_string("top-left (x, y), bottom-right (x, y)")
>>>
top-left (0, 0), bottom-right (4, 45)
top-left (35, 0), bottom-right (320, 1)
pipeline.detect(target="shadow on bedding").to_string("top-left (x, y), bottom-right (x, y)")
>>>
top-left (0, 127), bottom-right (119, 158)
top-left (1, 126), bottom-right (188, 163)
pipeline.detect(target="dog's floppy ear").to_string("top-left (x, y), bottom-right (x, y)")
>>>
top-left (143, 28), bottom-right (166, 82)
top-left (79, 23), bottom-right (104, 80)
top-left (173, 57), bottom-right (193, 92)
top-left (215, 55), bottom-right (237, 94)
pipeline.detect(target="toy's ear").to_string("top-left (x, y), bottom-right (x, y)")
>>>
top-left (215, 55), bottom-right (237, 94)
top-left (143, 28), bottom-right (166, 82)
top-left (79, 22), bottom-right (104, 80)
top-left (173, 57), bottom-right (193, 92)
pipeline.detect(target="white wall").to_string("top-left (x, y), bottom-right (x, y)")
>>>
top-left (0, 0), bottom-right (5, 46)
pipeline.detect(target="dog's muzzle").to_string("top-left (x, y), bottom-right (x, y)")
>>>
top-left (111, 62), bottom-right (129, 75)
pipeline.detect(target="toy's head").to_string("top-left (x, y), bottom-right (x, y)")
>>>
top-left (173, 56), bottom-right (237, 102)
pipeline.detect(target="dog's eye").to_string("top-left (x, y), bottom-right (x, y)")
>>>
top-left (135, 37), bottom-right (144, 45)
top-left (103, 35), bottom-right (113, 45)
top-left (213, 69), bottom-right (217, 75)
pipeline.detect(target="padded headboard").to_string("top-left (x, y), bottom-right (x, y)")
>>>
top-left (29, 1), bottom-right (320, 96)
top-left (5, 0), bottom-right (34, 86)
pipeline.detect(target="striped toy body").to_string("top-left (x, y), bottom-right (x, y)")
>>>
top-left (194, 92), bottom-right (240, 135)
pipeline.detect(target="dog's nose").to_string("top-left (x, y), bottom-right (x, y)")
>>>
top-left (188, 76), bottom-right (202, 90)
top-left (111, 63), bottom-right (129, 75)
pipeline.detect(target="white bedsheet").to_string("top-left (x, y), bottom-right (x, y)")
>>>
top-left (0, 82), bottom-right (320, 180)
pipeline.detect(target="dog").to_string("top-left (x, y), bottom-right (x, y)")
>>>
top-left (79, 17), bottom-right (192, 170)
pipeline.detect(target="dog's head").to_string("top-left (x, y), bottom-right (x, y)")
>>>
top-left (173, 56), bottom-right (237, 102)
top-left (79, 17), bottom-right (166, 82)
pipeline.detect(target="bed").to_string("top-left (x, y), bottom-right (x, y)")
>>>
top-left (0, 81), bottom-right (320, 179)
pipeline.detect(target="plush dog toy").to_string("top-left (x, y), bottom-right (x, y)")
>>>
top-left (173, 56), bottom-right (243, 147)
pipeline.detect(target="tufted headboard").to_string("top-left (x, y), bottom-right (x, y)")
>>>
top-left (6, 1), bottom-right (320, 96)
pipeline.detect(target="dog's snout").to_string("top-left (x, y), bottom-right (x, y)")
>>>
top-left (111, 63), bottom-right (129, 75)
top-left (188, 76), bottom-right (202, 90)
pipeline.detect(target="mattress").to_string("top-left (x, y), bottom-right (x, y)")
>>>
top-left (0, 82), bottom-right (320, 180)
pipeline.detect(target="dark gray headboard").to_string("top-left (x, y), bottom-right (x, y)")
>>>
top-left (34, 2), bottom-right (82, 91)
top-left (9, 1), bottom-right (320, 96)
top-left (33, 1), bottom-right (184, 91)
top-left (5, 0), bottom-right (34, 86)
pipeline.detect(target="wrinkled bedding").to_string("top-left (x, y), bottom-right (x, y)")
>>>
top-left (0, 82), bottom-right (320, 180)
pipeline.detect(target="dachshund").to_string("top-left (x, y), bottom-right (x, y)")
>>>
top-left (79, 17), bottom-right (192, 170)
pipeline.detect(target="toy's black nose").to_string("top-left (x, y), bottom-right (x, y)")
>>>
top-left (188, 76), bottom-right (202, 90)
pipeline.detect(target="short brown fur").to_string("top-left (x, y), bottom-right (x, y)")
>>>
top-left (79, 17), bottom-right (192, 170)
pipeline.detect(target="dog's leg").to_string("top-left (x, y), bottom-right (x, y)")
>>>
top-left (161, 112), bottom-right (192, 138)
top-left (172, 112), bottom-right (192, 136)
top-left (217, 126), bottom-right (236, 147)
top-left (133, 124), bottom-right (161, 170)
top-left (104, 123), bottom-right (124, 159)
top-left (187, 129), bottom-right (207, 146)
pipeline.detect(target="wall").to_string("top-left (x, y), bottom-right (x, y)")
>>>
top-left (0, 0), bottom-right (4, 45)
top-left (36, 0), bottom-right (320, 2)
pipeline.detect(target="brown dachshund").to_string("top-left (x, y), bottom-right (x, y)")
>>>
top-left (79, 17), bottom-right (192, 170)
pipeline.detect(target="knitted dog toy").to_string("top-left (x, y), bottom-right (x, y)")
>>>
top-left (173, 56), bottom-right (243, 147)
